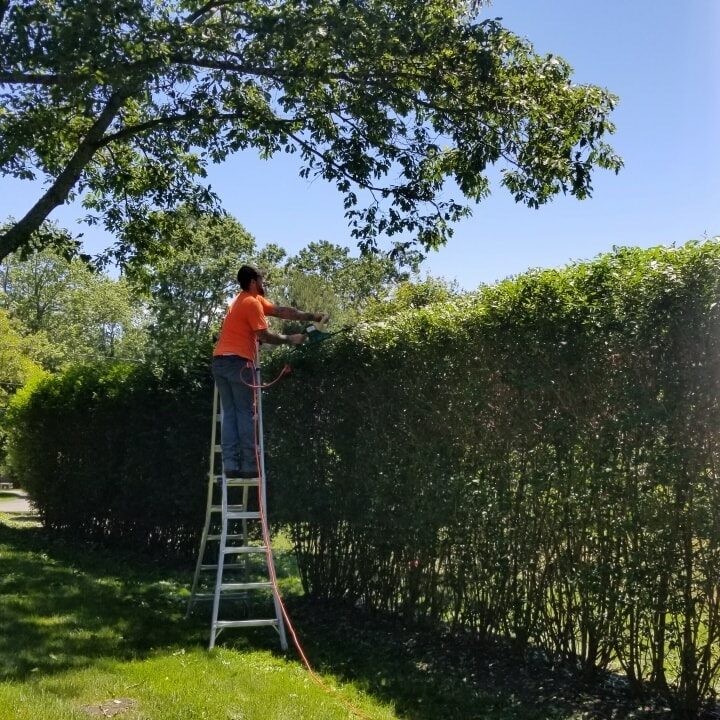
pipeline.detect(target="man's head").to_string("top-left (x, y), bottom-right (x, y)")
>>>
top-left (237, 265), bottom-right (265, 295)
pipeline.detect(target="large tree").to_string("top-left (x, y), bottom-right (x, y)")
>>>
top-left (0, 0), bottom-right (621, 263)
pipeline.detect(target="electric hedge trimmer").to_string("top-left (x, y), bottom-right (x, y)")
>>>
top-left (304, 323), bottom-right (348, 344)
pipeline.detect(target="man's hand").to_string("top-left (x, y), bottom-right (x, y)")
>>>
top-left (286, 333), bottom-right (307, 345)
top-left (316, 313), bottom-right (330, 325)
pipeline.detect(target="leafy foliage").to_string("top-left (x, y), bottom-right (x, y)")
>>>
top-left (362, 276), bottom-right (459, 319)
top-left (6, 363), bottom-right (212, 555)
top-left (266, 240), bottom-right (720, 717)
top-left (8, 240), bottom-right (720, 716)
top-left (0, 0), bottom-right (621, 261)
top-left (0, 309), bottom-right (41, 397)
top-left (0, 245), bottom-right (147, 370)
top-left (0, 308), bottom-right (43, 473)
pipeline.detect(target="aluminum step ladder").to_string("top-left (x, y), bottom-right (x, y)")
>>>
top-left (186, 366), bottom-right (288, 650)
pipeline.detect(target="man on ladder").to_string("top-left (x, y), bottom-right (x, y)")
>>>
top-left (212, 264), bottom-right (328, 478)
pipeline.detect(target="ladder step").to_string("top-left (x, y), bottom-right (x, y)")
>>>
top-left (213, 476), bottom-right (260, 487)
top-left (221, 582), bottom-right (273, 591)
top-left (199, 561), bottom-right (263, 570)
top-left (227, 511), bottom-right (261, 521)
top-left (210, 504), bottom-right (247, 513)
top-left (224, 546), bottom-right (267, 555)
top-left (207, 508), bottom-right (261, 519)
top-left (190, 592), bottom-right (251, 601)
top-left (211, 506), bottom-right (262, 516)
top-left (215, 619), bottom-right (278, 629)
top-left (208, 534), bottom-right (246, 541)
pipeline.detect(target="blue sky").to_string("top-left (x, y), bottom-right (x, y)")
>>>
top-left (1, 0), bottom-right (718, 289)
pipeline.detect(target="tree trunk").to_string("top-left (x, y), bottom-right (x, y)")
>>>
top-left (0, 87), bottom-right (135, 261)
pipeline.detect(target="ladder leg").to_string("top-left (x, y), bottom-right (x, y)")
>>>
top-left (186, 488), bottom-right (212, 618)
top-left (209, 474), bottom-right (228, 650)
top-left (187, 386), bottom-right (220, 618)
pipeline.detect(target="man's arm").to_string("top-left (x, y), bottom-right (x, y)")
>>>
top-left (256, 328), bottom-right (306, 346)
top-left (267, 306), bottom-right (329, 323)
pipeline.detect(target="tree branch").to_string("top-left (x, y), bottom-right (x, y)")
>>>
top-left (0, 86), bottom-right (136, 261)
top-left (287, 131), bottom-right (385, 194)
top-left (98, 110), bottom-right (202, 145)
top-left (186, 0), bottom-right (241, 24)
top-left (0, 71), bottom-right (77, 86)
top-left (99, 108), bottom-right (310, 146)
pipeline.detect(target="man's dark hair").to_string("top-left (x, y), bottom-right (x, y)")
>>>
top-left (237, 265), bottom-right (260, 290)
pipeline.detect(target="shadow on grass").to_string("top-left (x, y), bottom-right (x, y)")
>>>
top-left (231, 600), bottom-right (673, 720)
top-left (0, 519), bottom-right (674, 720)
top-left (0, 520), bottom-right (211, 681)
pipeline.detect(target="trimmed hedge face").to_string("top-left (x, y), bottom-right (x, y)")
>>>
top-left (7, 363), bottom-right (212, 556)
top-left (7, 241), bottom-right (720, 715)
top-left (265, 242), bottom-right (720, 716)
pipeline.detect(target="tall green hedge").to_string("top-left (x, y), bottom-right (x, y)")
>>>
top-left (6, 363), bottom-right (212, 556)
top-left (266, 242), bottom-right (720, 718)
top-left (6, 242), bottom-right (720, 716)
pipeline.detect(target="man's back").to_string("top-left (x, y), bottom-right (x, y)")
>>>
top-left (214, 291), bottom-right (275, 361)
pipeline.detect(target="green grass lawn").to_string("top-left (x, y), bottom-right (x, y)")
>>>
top-left (0, 512), bottom-right (659, 720)
top-left (0, 513), bottom-right (394, 720)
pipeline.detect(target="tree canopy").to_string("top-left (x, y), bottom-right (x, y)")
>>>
top-left (0, 243), bottom-right (147, 369)
top-left (0, 0), bottom-right (621, 263)
top-left (125, 209), bottom-right (256, 362)
top-left (125, 210), bottom-right (419, 360)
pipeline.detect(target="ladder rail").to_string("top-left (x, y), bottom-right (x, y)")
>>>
top-left (209, 470), bottom-right (229, 649)
top-left (185, 386), bottom-right (220, 617)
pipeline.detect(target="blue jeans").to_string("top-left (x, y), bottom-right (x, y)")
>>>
top-left (212, 355), bottom-right (257, 474)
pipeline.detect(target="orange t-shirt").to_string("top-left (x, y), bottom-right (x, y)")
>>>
top-left (213, 291), bottom-right (275, 361)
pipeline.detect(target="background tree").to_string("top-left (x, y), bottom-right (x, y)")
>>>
top-left (126, 212), bottom-right (422, 353)
top-left (362, 276), bottom-right (459, 320)
top-left (286, 240), bottom-right (419, 305)
top-left (0, 308), bottom-right (43, 474)
top-left (0, 0), bottom-right (622, 263)
top-left (0, 246), bottom-right (146, 370)
top-left (272, 240), bottom-right (418, 330)
top-left (125, 209), bottom-right (258, 364)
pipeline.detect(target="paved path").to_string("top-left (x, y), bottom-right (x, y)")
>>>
top-left (0, 489), bottom-right (33, 514)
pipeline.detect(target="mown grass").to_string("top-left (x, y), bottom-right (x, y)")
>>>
top-left (0, 513), bottom-right (393, 719)
top-left (0, 512), bottom-right (661, 720)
